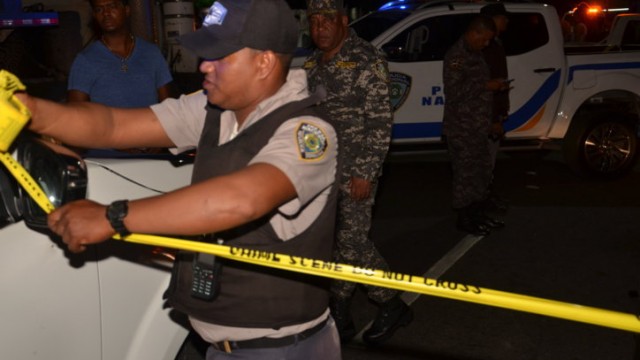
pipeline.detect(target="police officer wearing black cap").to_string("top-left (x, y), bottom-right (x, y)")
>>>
top-left (443, 16), bottom-right (508, 236)
top-left (16, 0), bottom-right (342, 358)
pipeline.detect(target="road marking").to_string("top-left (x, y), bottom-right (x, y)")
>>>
top-left (402, 234), bottom-right (483, 305)
top-left (353, 233), bottom-right (483, 341)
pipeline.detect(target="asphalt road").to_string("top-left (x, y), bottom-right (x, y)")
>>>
top-left (178, 148), bottom-right (640, 359)
top-left (342, 149), bottom-right (640, 360)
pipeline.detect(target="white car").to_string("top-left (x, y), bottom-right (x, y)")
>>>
top-left (0, 137), bottom-right (195, 360)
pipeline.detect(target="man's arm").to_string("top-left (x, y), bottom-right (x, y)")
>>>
top-left (442, 49), bottom-right (466, 103)
top-left (157, 84), bottom-right (171, 102)
top-left (66, 90), bottom-right (90, 103)
top-left (48, 163), bottom-right (297, 253)
top-left (15, 93), bottom-right (175, 149)
top-left (356, 57), bottom-right (393, 181)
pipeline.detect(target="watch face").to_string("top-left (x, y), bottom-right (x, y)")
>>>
top-left (108, 201), bottom-right (124, 219)
top-left (107, 200), bottom-right (129, 236)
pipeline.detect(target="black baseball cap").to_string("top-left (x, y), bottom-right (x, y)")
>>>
top-left (179, 0), bottom-right (298, 60)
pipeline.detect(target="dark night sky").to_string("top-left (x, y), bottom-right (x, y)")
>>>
top-left (287, 0), bottom-right (406, 11)
top-left (287, 1), bottom-right (638, 16)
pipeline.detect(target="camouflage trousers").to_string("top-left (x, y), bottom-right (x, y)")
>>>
top-left (331, 178), bottom-right (397, 304)
top-left (446, 132), bottom-right (493, 209)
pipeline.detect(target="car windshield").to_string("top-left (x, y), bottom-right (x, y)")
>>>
top-left (350, 11), bottom-right (412, 42)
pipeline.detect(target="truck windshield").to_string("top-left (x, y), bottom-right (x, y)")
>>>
top-left (350, 11), bottom-right (412, 42)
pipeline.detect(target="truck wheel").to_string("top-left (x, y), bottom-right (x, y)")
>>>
top-left (563, 114), bottom-right (638, 178)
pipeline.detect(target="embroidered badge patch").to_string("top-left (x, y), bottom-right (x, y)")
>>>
top-left (389, 72), bottom-right (411, 112)
top-left (373, 60), bottom-right (388, 80)
top-left (297, 122), bottom-right (327, 160)
top-left (449, 57), bottom-right (463, 70)
top-left (336, 61), bottom-right (357, 69)
top-left (203, 2), bottom-right (227, 27)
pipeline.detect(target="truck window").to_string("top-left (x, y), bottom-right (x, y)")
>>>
top-left (622, 20), bottom-right (640, 50)
top-left (380, 12), bottom-right (549, 63)
top-left (380, 14), bottom-right (473, 62)
top-left (502, 13), bottom-right (549, 56)
top-left (351, 11), bottom-right (412, 42)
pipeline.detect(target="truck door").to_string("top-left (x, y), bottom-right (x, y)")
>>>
top-left (374, 11), bottom-right (473, 144)
top-left (499, 10), bottom-right (564, 140)
top-left (370, 8), bottom-right (564, 143)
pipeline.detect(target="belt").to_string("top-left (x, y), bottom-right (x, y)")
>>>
top-left (211, 317), bottom-right (329, 353)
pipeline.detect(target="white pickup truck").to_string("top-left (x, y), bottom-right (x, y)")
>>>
top-left (0, 141), bottom-right (196, 360)
top-left (599, 13), bottom-right (640, 51)
top-left (350, 1), bottom-right (640, 178)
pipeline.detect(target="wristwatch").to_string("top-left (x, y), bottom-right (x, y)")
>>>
top-left (106, 200), bottom-right (131, 237)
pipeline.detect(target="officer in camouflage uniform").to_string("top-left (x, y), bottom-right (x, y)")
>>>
top-left (443, 16), bottom-right (508, 236)
top-left (481, 2), bottom-right (511, 214)
top-left (304, 0), bottom-right (413, 346)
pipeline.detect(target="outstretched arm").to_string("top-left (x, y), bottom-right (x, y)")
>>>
top-left (15, 92), bottom-right (175, 149)
top-left (49, 162), bottom-right (297, 253)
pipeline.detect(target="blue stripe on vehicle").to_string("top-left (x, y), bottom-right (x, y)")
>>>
top-left (567, 62), bottom-right (640, 84)
top-left (391, 69), bottom-right (562, 139)
top-left (392, 122), bottom-right (442, 139)
top-left (504, 69), bottom-right (561, 132)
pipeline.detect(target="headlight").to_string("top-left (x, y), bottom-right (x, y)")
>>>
top-left (18, 137), bottom-right (87, 229)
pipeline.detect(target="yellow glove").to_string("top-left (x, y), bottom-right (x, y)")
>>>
top-left (0, 69), bottom-right (27, 94)
top-left (0, 69), bottom-right (31, 152)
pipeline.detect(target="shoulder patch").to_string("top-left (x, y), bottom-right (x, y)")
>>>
top-left (296, 122), bottom-right (328, 160)
top-left (373, 60), bottom-right (388, 80)
top-left (303, 60), bottom-right (317, 70)
top-left (449, 57), bottom-right (463, 70)
top-left (336, 61), bottom-right (357, 69)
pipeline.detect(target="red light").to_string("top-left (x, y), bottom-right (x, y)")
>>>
top-left (568, 2), bottom-right (604, 18)
top-left (587, 6), bottom-right (602, 15)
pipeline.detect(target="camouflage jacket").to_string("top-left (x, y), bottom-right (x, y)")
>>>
top-left (483, 37), bottom-right (510, 123)
top-left (442, 37), bottom-right (492, 137)
top-left (304, 29), bottom-right (393, 181)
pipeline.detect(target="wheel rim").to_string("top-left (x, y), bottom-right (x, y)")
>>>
top-left (582, 122), bottom-right (636, 174)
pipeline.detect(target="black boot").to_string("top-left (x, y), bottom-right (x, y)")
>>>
top-left (456, 204), bottom-right (490, 236)
top-left (330, 297), bottom-right (357, 343)
top-left (482, 190), bottom-right (509, 214)
top-left (481, 215), bottom-right (505, 229)
top-left (476, 208), bottom-right (505, 229)
top-left (477, 198), bottom-right (506, 229)
top-left (362, 295), bottom-right (413, 346)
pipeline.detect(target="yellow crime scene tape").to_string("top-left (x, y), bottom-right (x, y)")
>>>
top-left (1, 69), bottom-right (640, 334)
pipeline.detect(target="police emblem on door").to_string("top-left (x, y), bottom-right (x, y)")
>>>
top-left (389, 72), bottom-right (411, 112)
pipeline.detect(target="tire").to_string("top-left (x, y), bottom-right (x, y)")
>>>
top-left (563, 112), bottom-right (638, 178)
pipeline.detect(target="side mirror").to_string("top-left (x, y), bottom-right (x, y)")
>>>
top-left (18, 137), bottom-right (87, 230)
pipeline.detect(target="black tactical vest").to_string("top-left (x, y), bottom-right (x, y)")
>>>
top-left (165, 92), bottom-right (338, 328)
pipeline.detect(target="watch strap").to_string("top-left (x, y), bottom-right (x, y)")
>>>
top-left (106, 200), bottom-right (131, 237)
